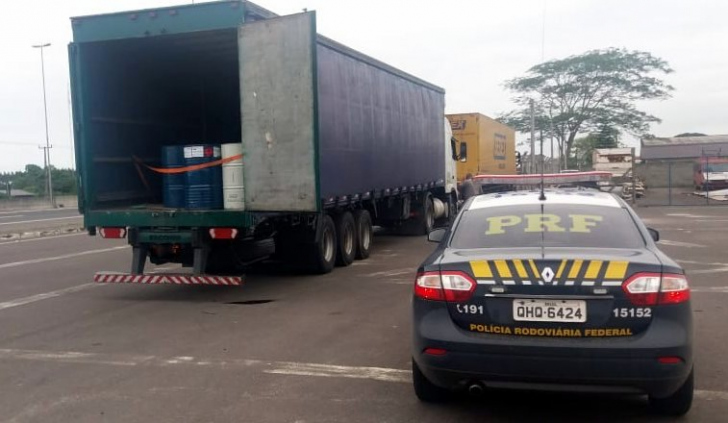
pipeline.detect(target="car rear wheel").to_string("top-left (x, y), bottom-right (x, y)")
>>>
top-left (649, 369), bottom-right (693, 416)
top-left (412, 359), bottom-right (450, 403)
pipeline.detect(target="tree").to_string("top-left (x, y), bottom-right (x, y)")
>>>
top-left (571, 127), bottom-right (622, 169)
top-left (0, 165), bottom-right (77, 198)
top-left (501, 48), bottom-right (673, 166)
top-left (675, 133), bottom-right (707, 137)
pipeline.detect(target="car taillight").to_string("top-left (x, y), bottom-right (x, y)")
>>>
top-left (622, 272), bottom-right (690, 306)
top-left (659, 274), bottom-right (691, 304)
top-left (414, 271), bottom-right (475, 302)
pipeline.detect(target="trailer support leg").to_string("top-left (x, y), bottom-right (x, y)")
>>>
top-left (131, 246), bottom-right (148, 275)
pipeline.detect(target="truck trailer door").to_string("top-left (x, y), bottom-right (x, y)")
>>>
top-left (238, 12), bottom-right (319, 212)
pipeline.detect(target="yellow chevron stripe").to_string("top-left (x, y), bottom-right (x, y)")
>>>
top-left (494, 260), bottom-right (512, 279)
top-left (555, 260), bottom-right (567, 279)
top-left (604, 261), bottom-right (629, 279)
top-left (585, 260), bottom-right (603, 279)
top-left (470, 261), bottom-right (493, 278)
top-left (528, 260), bottom-right (540, 279)
top-left (513, 260), bottom-right (529, 278)
top-left (568, 260), bottom-right (583, 279)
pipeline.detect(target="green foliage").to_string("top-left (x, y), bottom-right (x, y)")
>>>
top-left (568, 121), bottom-right (623, 169)
top-left (0, 165), bottom-right (77, 196)
top-left (501, 48), bottom-right (673, 166)
top-left (674, 133), bottom-right (707, 137)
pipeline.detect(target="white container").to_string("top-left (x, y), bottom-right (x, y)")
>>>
top-left (222, 143), bottom-right (245, 210)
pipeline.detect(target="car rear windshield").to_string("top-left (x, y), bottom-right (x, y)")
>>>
top-left (451, 204), bottom-right (645, 249)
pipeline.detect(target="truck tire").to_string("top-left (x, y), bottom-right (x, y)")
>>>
top-left (335, 212), bottom-right (356, 267)
top-left (305, 214), bottom-right (337, 274)
top-left (401, 194), bottom-right (434, 236)
top-left (354, 209), bottom-right (373, 260)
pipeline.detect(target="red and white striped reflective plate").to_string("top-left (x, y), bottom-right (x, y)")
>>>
top-left (94, 272), bottom-right (243, 286)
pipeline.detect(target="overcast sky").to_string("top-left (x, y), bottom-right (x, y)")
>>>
top-left (0, 0), bottom-right (725, 172)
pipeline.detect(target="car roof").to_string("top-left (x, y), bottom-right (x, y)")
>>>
top-left (468, 190), bottom-right (622, 210)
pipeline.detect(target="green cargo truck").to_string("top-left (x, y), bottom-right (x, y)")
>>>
top-left (70, 1), bottom-right (459, 285)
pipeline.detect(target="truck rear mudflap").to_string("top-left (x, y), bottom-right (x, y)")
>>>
top-left (94, 272), bottom-right (243, 286)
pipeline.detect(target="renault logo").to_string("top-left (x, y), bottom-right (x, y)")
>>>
top-left (541, 267), bottom-right (555, 283)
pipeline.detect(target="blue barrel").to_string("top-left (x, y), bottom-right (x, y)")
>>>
top-left (161, 146), bottom-right (185, 208)
top-left (184, 144), bottom-right (223, 210)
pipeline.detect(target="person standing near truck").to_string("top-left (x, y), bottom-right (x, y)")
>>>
top-left (459, 173), bottom-right (476, 201)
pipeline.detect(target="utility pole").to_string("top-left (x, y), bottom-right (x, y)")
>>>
top-left (540, 129), bottom-right (544, 174)
top-left (530, 99), bottom-right (536, 174)
top-left (33, 43), bottom-right (54, 207)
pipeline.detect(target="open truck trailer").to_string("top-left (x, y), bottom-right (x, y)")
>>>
top-left (69, 1), bottom-right (458, 284)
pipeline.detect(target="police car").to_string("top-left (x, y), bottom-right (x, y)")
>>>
top-left (412, 189), bottom-right (693, 416)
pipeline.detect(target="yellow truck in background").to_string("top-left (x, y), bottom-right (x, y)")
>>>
top-left (447, 113), bottom-right (516, 180)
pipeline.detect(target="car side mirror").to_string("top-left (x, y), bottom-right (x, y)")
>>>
top-left (647, 228), bottom-right (660, 242)
top-left (427, 228), bottom-right (446, 243)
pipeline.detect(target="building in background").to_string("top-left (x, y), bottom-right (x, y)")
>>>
top-left (592, 148), bottom-right (633, 177)
top-left (639, 135), bottom-right (728, 188)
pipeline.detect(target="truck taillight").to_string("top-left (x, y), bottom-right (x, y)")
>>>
top-left (209, 228), bottom-right (238, 240)
top-left (414, 271), bottom-right (475, 302)
top-left (99, 227), bottom-right (127, 239)
top-left (622, 273), bottom-right (690, 306)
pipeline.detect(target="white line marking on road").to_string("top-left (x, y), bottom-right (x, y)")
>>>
top-left (689, 267), bottom-right (728, 275)
top-left (365, 268), bottom-right (413, 277)
top-left (0, 347), bottom-right (409, 382)
top-left (692, 287), bottom-right (728, 293)
top-left (0, 216), bottom-right (81, 226)
top-left (0, 284), bottom-right (98, 311)
top-left (382, 279), bottom-right (411, 285)
top-left (265, 362), bottom-right (410, 383)
top-left (666, 213), bottom-right (712, 219)
top-left (148, 266), bottom-right (179, 274)
top-left (0, 232), bottom-right (86, 246)
top-left (658, 239), bottom-right (706, 248)
top-left (0, 208), bottom-right (75, 215)
top-left (0, 347), bottom-right (726, 401)
top-left (677, 260), bottom-right (727, 266)
top-left (696, 390), bottom-right (728, 401)
top-left (0, 245), bottom-right (128, 271)
top-left (0, 215), bottom-right (23, 220)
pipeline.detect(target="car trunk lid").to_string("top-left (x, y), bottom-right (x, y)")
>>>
top-left (438, 247), bottom-right (662, 338)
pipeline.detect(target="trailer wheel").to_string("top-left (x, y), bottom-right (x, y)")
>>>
top-left (401, 194), bottom-right (434, 236)
top-left (335, 212), bottom-right (356, 267)
top-left (354, 209), bottom-right (373, 260)
top-left (305, 214), bottom-right (337, 274)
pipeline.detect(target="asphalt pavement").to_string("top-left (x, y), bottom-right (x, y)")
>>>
top-left (1, 206), bottom-right (728, 422)
top-left (0, 208), bottom-right (82, 238)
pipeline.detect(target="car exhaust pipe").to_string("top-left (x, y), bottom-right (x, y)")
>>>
top-left (468, 382), bottom-right (484, 396)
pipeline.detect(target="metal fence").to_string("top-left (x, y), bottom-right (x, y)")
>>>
top-left (632, 153), bottom-right (728, 207)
